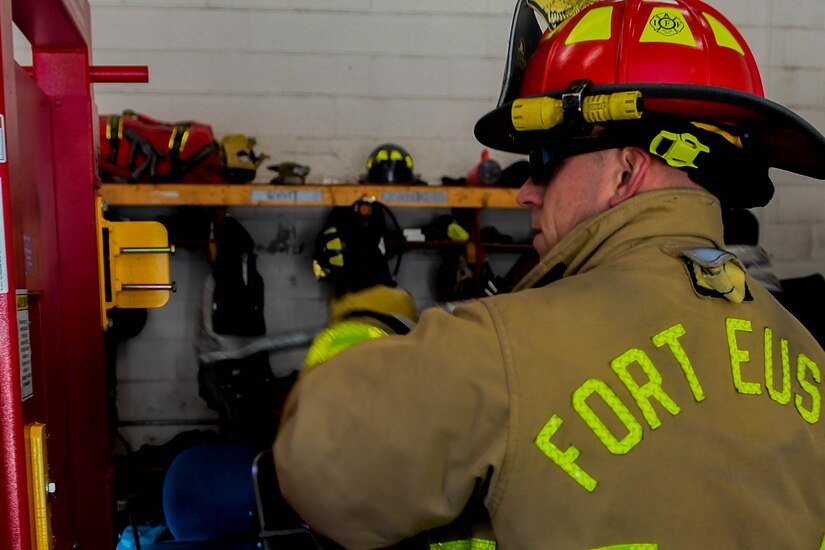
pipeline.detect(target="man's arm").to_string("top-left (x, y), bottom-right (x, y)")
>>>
top-left (274, 300), bottom-right (509, 549)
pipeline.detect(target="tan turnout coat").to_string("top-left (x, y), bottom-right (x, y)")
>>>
top-left (275, 189), bottom-right (825, 549)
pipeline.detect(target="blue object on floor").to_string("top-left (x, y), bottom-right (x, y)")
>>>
top-left (116, 524), bottom-right (169, 550)
top-left (142, 442), bottom-right (259, 550)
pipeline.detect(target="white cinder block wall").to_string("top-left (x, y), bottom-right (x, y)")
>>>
top-left (50, 0), bottom-right (825, 448)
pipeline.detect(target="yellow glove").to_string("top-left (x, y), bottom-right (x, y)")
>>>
top-left (304, 285), bottom-right (417, 371)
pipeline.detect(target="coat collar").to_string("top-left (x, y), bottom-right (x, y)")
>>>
top-left (514, 189), bottom-right (726, 291)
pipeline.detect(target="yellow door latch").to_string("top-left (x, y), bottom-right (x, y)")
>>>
top-left (95, 195), bottom-right (175, 330)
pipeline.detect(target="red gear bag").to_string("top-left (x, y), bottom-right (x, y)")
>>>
top-left (99, 111), bottom-right (224, 183)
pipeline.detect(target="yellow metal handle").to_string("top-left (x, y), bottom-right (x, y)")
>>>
top-left (25, 423), bottom-right (53, 550)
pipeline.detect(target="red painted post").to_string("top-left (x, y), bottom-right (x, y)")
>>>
top-left (0, 0), bottom-right (148, 548)
top-left (0, 0), bottom-right (34, 547)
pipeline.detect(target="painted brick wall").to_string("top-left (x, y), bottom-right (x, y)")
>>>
top-left (25, 0), bottom-right (821, 448)
top-left (711, 0), bottom-right (825, 278)
top-left (87, 0), bottom-right (519, 186)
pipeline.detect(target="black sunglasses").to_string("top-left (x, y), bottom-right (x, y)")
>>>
top-left (528, 146), bottom-right (558, 183)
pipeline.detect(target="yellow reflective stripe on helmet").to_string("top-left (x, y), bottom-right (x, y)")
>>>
top-left (430, 538), bottom-right (496, 550)
top-left (565, 5), bottom-right (613, 44)
top-left (303, 320), bottom-right (388, 370)
top-left (327, 237), bottom-right (343, 251)
top-left (703, 12), bottom-right (744, 55)
top-left (587, 545), bottom-right (657, 550)
top-left (541, 15), bottom-right (573, 42)
top-left (640, 8), bottom-right (696, 47)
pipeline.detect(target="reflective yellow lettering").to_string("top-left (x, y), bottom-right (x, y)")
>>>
top-left (652, 323), bottom-right (705, 402)
top-left (612, 348), bottom-right (680, 429)
top-left (764, 328), bottom-right (791, 405)
top-left (534, 414), bottom-right (598, 492)
top-left (726, 318), bottom-right (761, 395)
top-left (795, 354), bottom-right (821, 424)
top-left (573, 379), bottom-right (643, 455)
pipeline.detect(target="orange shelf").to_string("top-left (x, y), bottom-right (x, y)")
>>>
top-left (98, 183), bottom-right (522, 209)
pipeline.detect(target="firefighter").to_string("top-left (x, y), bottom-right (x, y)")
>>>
top-left (275, 1), bottom-right (825, 548)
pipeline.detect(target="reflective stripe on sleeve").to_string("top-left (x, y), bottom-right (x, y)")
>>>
top-left (303, 320), bottom-right (389, 371)
top-left (587, 545), bottom-right (657, 550)
top-left (430, 538), bottom-right (497, 550)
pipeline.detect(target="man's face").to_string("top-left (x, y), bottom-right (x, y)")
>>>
top-left (516, 150), bottom-right (617, 258)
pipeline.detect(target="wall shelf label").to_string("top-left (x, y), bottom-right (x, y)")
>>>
top-left (251, 189), bottom-right (324, 203)
top-left (383, 191), bottom-right (449, 204)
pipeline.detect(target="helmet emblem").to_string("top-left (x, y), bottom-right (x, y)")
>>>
top-left (528, 0), bottom-right (599, 30)
top-left (650, 12), bottom-right (685, 36)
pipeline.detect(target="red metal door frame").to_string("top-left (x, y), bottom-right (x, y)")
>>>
top-left (0, 1), bottom-right (147, 548)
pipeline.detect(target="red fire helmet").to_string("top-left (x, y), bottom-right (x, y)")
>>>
top-left (475, 0), bottom-right (825, 186)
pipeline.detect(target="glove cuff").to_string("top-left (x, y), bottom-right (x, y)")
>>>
top-left (329, 285), bottom-right (418, 325)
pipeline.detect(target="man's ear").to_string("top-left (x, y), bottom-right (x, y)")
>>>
top-left (607, 147), bottom-right (652, 208)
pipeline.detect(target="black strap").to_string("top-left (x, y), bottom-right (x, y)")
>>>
top-left (342, 309), bottom-right (413, 335)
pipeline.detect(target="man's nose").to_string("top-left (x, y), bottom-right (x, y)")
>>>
top-left (516, 177), bottom-right (542, 208)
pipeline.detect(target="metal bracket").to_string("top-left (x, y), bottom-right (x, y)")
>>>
top-left (95, 196), bottom-right (175, 330)
top-left (561, 79), bottom-right (594, 136)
